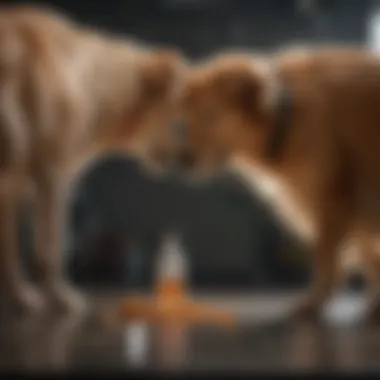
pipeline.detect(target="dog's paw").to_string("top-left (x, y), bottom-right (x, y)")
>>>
top-left (8, 284), bottom-right (46, 315)
top-left (46, 283), bottom-right (87, 315)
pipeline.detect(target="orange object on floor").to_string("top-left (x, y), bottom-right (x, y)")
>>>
top-left (118, 234), bottom-right (235, 328)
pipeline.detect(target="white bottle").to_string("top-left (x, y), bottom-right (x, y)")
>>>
top-left (155, 233), bottom-right (188, 299)
top-left (123, 321), bottom-right (149, 367)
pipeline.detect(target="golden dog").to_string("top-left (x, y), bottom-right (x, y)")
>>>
top-left (0, 5), bottom-right (186, 313)
top-left (180, 47), bottom-right (380, 321)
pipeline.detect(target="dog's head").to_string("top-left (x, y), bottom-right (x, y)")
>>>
top-left (99, 46), bottom-right (188, 175)
top-left (178, 53), bottom-right (281, 180)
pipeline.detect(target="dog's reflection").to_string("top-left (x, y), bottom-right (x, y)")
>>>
top-left (0, 312), bottom-right (85, 371)
top-left (154, 322), bottom-right (189, 369)
top-left (280, 322), bottom-right (334, 370)
top-left (122, 321), bottom-right (189, 370)
top-left (281, 320), bottom-right (370, 370)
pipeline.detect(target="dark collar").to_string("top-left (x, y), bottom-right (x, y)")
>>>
top-left (266, 82), bottom-right (293, 160)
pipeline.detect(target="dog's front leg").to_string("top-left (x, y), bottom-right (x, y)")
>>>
top-left (291, 236), bottom-right (340, 320)
top-left (34, 171), bottom-right (86, 314)
top-left (290, 182), bottom-right (351, 321)
top-left (0, 176), bottom-right (45, 313)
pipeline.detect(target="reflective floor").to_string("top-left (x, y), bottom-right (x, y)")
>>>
top-left (1, 293), bottom-right (380, 373)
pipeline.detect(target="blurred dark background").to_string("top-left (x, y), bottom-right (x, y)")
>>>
top-left (8, 0), bottom-right (379, 291)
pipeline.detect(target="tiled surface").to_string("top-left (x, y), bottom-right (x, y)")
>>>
top-left (0, 293), bottom-right (379, 373)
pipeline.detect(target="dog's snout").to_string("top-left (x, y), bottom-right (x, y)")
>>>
top-left (173, 120), bottom-right (188, 142)
top-left (171, 120), bottom-right (196, 170)
top-left (177, 150), bottom-right (196, 169)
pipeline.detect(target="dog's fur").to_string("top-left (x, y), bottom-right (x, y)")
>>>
top-left (181, 47), bottom-right (380, 320)
top-left (0, 5), bottom-right (186, 313)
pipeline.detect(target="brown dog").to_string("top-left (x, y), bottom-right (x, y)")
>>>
top-left (180, 47), bottom-right (380, 321)
top-left (0, 5), bottom-right (186, 313)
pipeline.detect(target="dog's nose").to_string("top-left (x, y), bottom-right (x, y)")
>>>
top-left (177, 149), bottom-right (196, 169)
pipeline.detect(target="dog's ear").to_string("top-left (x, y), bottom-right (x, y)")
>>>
top-left (213, 65), bottom-right (278, 116)
top-left (140, 49), bottom-right (185, 100)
